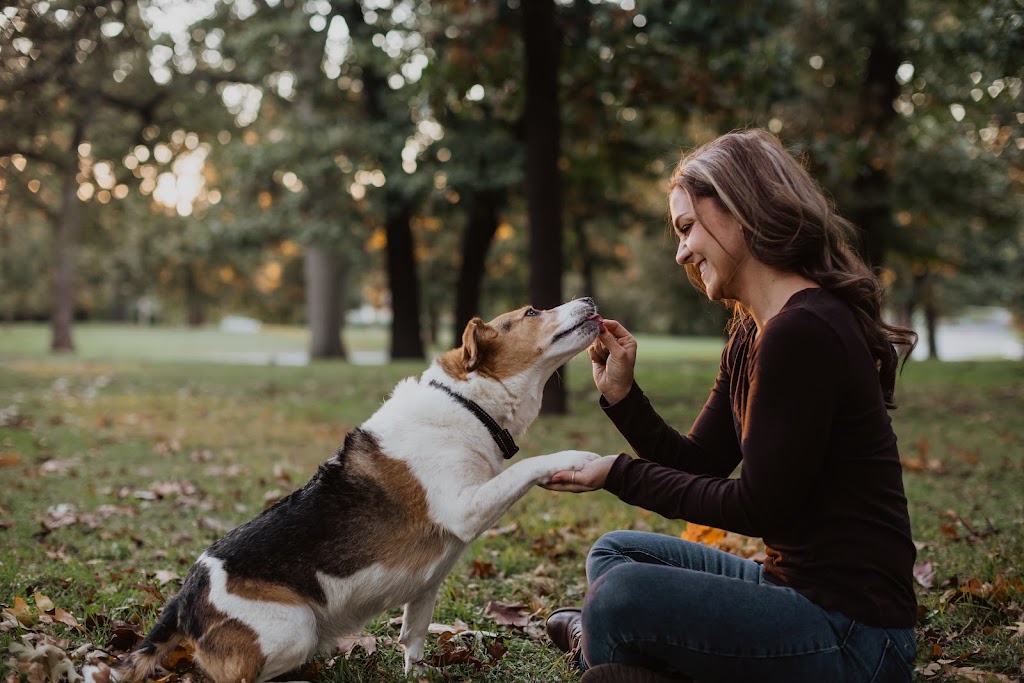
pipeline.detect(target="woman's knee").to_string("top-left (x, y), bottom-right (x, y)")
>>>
top-left (584, 564), bottom-right (641, 624)
top-left (586, 530), bottom-right (649, 583)
top-left (580, 564), bottom-right (647, 667)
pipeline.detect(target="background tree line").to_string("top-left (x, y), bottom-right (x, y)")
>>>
top-left (1, 0), bottom-right (1022, 406)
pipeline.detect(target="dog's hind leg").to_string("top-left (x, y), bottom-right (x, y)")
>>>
top-left (400, 585), bottom-right (441, 674)
top-left (191, 608), bottom-right (317, 683)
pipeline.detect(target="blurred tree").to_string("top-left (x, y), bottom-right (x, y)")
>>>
top-left (420, 2), bottom-right (522, 347)
top-left (521, 0), bottom-right (568, 413)
top-left (166, 0), bottom-right (361, 355)
top-left (885, 0), bottom-right (1024, 356)
top-left (336, 0), bottom-right (429, 360)
top-left (0, 0), bottom-right (169, 351)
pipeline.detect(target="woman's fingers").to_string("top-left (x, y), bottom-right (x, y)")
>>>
top-left (589, 339), bottom-right (610, 365)
top-left (543, 455), bottom-right (618, 493)
top-left (601, 319), bottom-right (633, 342)
top-left (599, 321), bottom-right (635, 354)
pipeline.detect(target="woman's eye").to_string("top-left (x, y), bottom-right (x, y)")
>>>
top-left (525, 308), bottom-right (540, 317)
top-left (678, 224), bottom-right (692, 238)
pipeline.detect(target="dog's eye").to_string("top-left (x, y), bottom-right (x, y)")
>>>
top-left (524, 307), bottom-right (541, 317)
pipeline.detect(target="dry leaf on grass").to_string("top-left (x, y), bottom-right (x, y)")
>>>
top-left (9, 637), bottom-right (84, 683)
top-left (11, 596), bottom-right (34, 625)
top-left (914, 561), bottom-right (935, 589)
top-left (34, 593), bottom-right (55, 612)
top-left (679, 522), bottom-right (765, 559)
top-left (469, 559), bottom-right (498, 579)
top-left (483, 601), bottom-right (530, 628)
top-left (336, 634), bottom-right (377, 659)
top-left (0, 451), bottom-right (23, 467)
top-left (153, 570), bottom-right (181, 586)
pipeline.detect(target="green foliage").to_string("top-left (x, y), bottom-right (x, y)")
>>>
top-left (1, 0), bottom-right (1021, 336)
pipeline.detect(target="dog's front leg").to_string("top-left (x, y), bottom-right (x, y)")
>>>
top-left (444, 450), bottom-right (598, 543)
top-left (400, 586), bottom-right (439, 674)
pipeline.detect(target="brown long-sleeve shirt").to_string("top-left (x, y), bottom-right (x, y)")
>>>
top-left (603, 287), bottom-right (917, 628)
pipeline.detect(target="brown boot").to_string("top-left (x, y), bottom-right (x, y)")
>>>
top-left (580, 663), bottom-right (689, 683)
top-left (544, 607), bottom-right (583, 653)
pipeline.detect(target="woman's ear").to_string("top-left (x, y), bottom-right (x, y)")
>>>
top-left (461, 317), bottom-right (496, 372)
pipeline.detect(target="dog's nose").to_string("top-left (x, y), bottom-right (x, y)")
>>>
top-left (577, 296), bottom-right (595, 307)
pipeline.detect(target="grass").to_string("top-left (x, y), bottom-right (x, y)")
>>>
top-left (1, 324), bottom-right (1022, 682)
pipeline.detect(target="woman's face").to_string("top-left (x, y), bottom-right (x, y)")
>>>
top-left (669, 186), bottom-right (750, 302)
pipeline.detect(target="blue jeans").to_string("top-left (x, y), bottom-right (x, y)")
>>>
top-left (580, 531), bottom-right (917, 683)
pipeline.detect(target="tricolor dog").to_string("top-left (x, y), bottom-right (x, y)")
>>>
top-left (99, 298), bottom-right (603, 682)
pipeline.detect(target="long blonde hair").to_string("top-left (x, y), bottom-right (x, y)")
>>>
top-left (670, 129), bottom-right (917, 408)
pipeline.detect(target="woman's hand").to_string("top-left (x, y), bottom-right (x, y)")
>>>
top-left (589, 319), bottom-right (637, 406)
top-left (541, 454), bottom-right (620, 493)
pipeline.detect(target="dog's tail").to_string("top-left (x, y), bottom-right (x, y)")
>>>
top-left (103, 595), bottom-right (185, 682)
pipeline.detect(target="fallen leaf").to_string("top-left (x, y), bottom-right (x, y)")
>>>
top-left (11, 596), bottom-right (32, 625)
top-left (486, 637), bottom-right (508, 662)
top-left (336, 635), bottom-right (377, 659)
top-left (483, 601), bottom-right (530, 628)
top-left (1003, 621), bottom-right (1024, 638)
top-left (153, 571), bottom-right (181, 586)
top-left (427, 641), bottom-right (481, 669)
top-left (133, 582), bottom-right (165, 606)
top-left (483, 522), bottom-right (519, 538)
top-left (914, 561), bottom-right (935, 589)
top-left (9, 638), bottom-right (83, 683)
top-left (40, 504), bottom-right (78, 533)
top-left (107, 622), bottom-right (145, 652)
top-left (38, 459), bottom-right (77, 475)
top-left (53, 608), bottom-right (83, 632)
top-left (469, 560), bottom-right (497, 579)
top-left (680, 523), bottom-right (727, 546)
top-left (34, 593), bottom-right (54, 613)
top-left (428, 620), bottom-right (470, 635)
top-left (0, 451), bottom-right (23, 467)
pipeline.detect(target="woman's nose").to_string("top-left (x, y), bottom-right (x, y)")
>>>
top-left (676, 240), bottom-right (691, 266)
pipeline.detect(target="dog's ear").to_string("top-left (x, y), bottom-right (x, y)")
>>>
top-left (461, 317), bottom-right (497, 372)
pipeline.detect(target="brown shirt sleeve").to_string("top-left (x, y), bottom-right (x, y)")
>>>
top-left (600, 339), bottom-right (743, 477)
top-left (603, 310), bottom-right (844, 537)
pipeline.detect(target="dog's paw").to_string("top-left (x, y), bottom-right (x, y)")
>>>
top-left (404, 659), bottom-right (439, 677)
top-left (540, 449), bottom-right (600, 474)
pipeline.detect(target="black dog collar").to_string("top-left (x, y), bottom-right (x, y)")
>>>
top-left (428, 380), bottom-right (520, 459)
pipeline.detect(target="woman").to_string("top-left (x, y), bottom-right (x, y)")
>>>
top-left (542, 129), bottom-right (919, 683)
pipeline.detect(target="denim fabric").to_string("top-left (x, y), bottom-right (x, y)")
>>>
top-left (579, 530), bottom-right (916, 683)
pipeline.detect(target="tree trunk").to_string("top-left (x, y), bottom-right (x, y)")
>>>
top-left (291, 39), bottom-right (348, 360)
top-left (453, 187), bottom-right (503, 346)
top-left (339, 2), bottom-right (424, 361)
top-left (919, 268), bottom-right (939, 360)
top-left (850, 0), bottom-right (905, 269)
top-left (910, 267), bottom-right (939, 360)
top-left (386, 201), bottom-right (424, 360)
top-left (185, 267), bottom-right (205, 328)
top-left (305, 245), bottom-right (346, 359)
top-left (572, 217), bottom-right (597, 301)
top-left (50, 122), bottom-right (86, 353)
top-left (925, 301), bottom-right (939, 360)
top-left (523, 0), bottom-right (567, 415)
